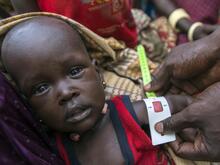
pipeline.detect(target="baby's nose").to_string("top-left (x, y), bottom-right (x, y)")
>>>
top-left (57, 80), bottom-right (80, 105)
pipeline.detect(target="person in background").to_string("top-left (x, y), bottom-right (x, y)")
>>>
top-left (152, 0), bottom-right (220, 44)
top-left (11, 0), bottom-right (138, 48)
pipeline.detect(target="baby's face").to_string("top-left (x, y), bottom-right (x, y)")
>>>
top-left (25, 44), bottom-right (105, 133)
top-left (2, 18), bottom-right (105, 133)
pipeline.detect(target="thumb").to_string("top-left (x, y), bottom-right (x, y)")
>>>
top-left (144, 63), bottom-right (170, 93)
top-left (155, 107), bottom-right (194, 134)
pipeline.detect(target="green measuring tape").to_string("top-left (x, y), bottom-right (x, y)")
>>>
top-left (137, 45), bottom-right (156, 98)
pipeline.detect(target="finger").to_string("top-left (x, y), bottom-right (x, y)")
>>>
top-left (178, 128), bottom-right (199, 142)
top-left (190, 61), bottom-right (220, 91)
top-left (171, 61), bottom-right (220, 94)
top-left (166, 86), bottom-right (181, 95)
top-left (155, 81), bottom-right (171, 96)
top-left (165, 95), bottom-right (193, 114)
top-left (171, 79), bottom-right (200, 95)
top-left (154, 105), bottom-right (197, 134)
top-left (144, 63), bottom-right (170, 93)
top-left (169, 134), bottom-right (208, 161)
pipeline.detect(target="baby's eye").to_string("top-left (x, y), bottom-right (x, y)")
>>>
top-left (32, 83), bottom-right (50, 95)
top-left (69, 66), bottom-right (84, 78)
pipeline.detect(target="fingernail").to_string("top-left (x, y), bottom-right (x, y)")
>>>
top-left (155, 122), bottom-right (164, 134)
top-left (144, 84), bottom-right (151, 90)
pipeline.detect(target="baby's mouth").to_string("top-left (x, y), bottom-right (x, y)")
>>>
top-left (65, 105), bottom-right (92, 123)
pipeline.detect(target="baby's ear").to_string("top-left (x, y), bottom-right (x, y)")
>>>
top-left (91, 59), bottom-right (98, 66)
top-left (91, 59), bottom-right (100, 73)
top-left (92, 60), bottom-right (106, 88)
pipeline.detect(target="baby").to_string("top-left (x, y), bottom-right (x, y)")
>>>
top-left (1, 16), bottom-right (191, 164)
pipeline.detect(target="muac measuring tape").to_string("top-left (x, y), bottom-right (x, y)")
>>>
top-left (137, 45), bottom-right (176, 145)
top-left (137, 45), bottom-right (156, 98)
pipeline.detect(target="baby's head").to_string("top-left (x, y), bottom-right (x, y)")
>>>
top-left (1, 16), bottom-right (106, 134)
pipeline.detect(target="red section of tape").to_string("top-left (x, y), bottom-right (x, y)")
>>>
top-left (152, 101), bottom-right (163, 113)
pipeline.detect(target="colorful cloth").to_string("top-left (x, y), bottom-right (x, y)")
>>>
top-left (55, 96), bottom-right (172, 165)
top-left (37, 0), bottom-right (138, 47)
top-left (0, 73), bottom-right (64, 164)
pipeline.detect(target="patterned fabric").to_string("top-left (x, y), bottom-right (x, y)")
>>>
top-left (135, 9), bottom-right (176, 62)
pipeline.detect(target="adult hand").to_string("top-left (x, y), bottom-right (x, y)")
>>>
top-left (144, 28), bottom-right (220, 95)
top-left (155, 82), bottom-right (220, 161)
top-left (171, 60), bottom-right (220, 95)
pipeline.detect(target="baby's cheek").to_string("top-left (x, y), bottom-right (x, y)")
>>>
top-left (30, 98), bottom-right (63, 123)
top-left (38, 106), bottom-right (66, 131)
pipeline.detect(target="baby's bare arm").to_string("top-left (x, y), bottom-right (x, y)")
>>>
top-left (132, 95), bottom-right (193, 125)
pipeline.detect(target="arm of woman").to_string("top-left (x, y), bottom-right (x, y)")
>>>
top-left (151, 0), bottom-right (192, 33)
